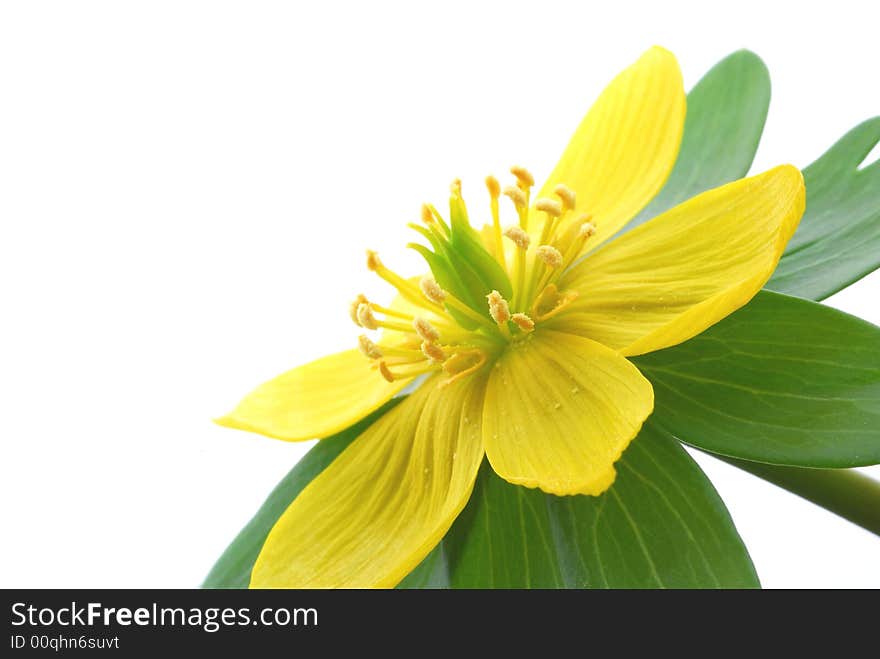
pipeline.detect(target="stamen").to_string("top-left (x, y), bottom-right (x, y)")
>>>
top-left (486, 175), bottom-right (505, 268)
top-left (432, 284), bottom-right (504, 332)
top-left (503, 185), bottom-right (527, 209)
top-left (510, 165), bottom-right (535, 189)
top-left (378, 361), bottom-right (395, 383)
top-left (369, 302), bottom-right (414, 321)
top-left (378, 359), bottom-right (440, 382)
top-left (422, 203), bottom-right (450, 235)
top-left (536, 245), bottom-right (563, 268)
top-left (554, 184), bottom-right (576, 211)
top-left (487, 290), bottom-right (511, 325)
top-left (413, 317), bottom-right (440, 343)
top-left (357, 303), bottom-right (379, 330)
top-left (504, 179), bottom-right (530, 232)
top-left (511, 313), bottom-right (535, 332)
top-left (419, 277), bottom-right (446, 304)
top-left (366, 250), bottom-right (382, 272)
top-left (349, 293), bottom-right (368, 326)
top-left (579, 220), bottom-right (597, 238)
top-left (366, 249), bottom-right (444, 312)
top-left (531, 284), bottom-right (580, 321)
top-left (356, 304), bottom-right (426, 334)
top-left (420, 203), bottom-right (435, 226)
top-left (503, 225), bottom-right (530, 309)
top-left (450, 178), bottom-right (462, 195)
top-left (421, 340), bottom-right (446, 363)
top-left (535, 198), bottom-right (563, 218)
top-left (442, 349), bottom-right (487, 385)
top-left (370, 342), bottom-right (421, 358)
top-left (555, 213), bottom-right (594, 245)
top-left (541, 214), bottom-right (597, 286)
top-left (358, 335), bottom-right (383, 359)
top-left (503, 226), bottom-right (531, 250)
top-left (558, 216), bottom-right (597, 272)
top-left (485, 175), bottom-right (501, 200)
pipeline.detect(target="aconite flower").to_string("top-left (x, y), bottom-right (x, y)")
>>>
top-left (217, 47), bottom-right (805, 587)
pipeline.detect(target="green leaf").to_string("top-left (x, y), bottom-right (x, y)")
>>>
top-left (634, 291), bottom-right (880, 467)
top-left (444, 462), bottom-right (568, 587)
top-left (202, 399), bottom-right (402, 588)
top-left (396, 544), bottom-right (450, 589)
top-left (718, 455), bottom-right (880, 538)
top-left (767, 117), bottom-right (880, 301)
top-left (442, 424), bottom-right (758, 588)
top-left (622, 50), bottom-right (770, 234)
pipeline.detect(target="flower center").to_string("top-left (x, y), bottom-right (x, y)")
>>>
top-left (351, 166), bottom-right (596, 384)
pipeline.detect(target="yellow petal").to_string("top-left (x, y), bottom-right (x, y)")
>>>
top-left (216, 349), bottom-right (411, 441)
top-left (537, 46), bottom-right (685, 249)
top-left (556, 165), bottom-right (805, 356)
top-left (483, 330), bottom-right (653, 496)
top-left (250, 374), bottom-right (486, 588)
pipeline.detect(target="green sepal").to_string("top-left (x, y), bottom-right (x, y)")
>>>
top-left (407, 243), bottom-right (479, 330)
top-left (447, 192), bottom-right (513, 303)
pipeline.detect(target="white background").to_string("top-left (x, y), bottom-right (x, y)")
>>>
top-left (1, 1), bottom-right (878, 588)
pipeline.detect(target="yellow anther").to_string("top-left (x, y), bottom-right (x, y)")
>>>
top-left (421, 203), bottom-right (435, 225)
top-left (503, 185), bottom-right (527, 208)
top-left (358, 334), bottom-right (383, 359)
top-left (485, 175), bottom-right (501, 199)
top-left (511, 313), bottom-right (535, 332)
top-left (510, 165), bottom-right (535, 189)
top-left (365, 249), bottom-right (445, 312)
top-left (531, 284), bottom-right (580, 321)
top-left (535, 198), bottom-right (563, 218)
top-left (554, 184), bottom-right (576, 211)
top-left (413, 317), bottom-right (440, 342)
top-left (357, 303), bottom-right (379, 330)
top-left (536, 245), bottom-right (563, 268)
top-left (579, 220), bottom-right (597, 238)
top-left (450, 178), bottom-right (462, 195)
top-left (488, 174), bottom-right (506, 269)
top-left (349, 293), bottom-right (368, 326)
top-left (487, 290), bottom-right (511, 325)
top-left (377, 361), bottom-right (395, 383)
top-left (366, 250), bottom-right (382, 272)
top-left (503, 226), bottom-right (531, 250)
top-left (504, 224), bottom-right (530, 310)
top-left (442, 349), bottom-right (487, 385)
top-left (419, 277), bottom-right (447, 304)
top-left (532, 284), bottom-right (560, 317)
top-left (443, 350), bottom-right (479, 375)
top-left (421, 340), bottom-right (446, 363)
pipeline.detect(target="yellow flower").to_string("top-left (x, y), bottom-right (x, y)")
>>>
top-left (217, 46), bottom-right (805, 588)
